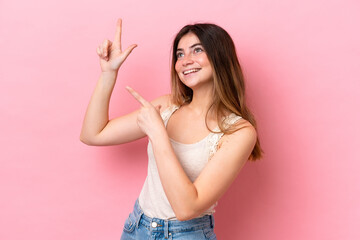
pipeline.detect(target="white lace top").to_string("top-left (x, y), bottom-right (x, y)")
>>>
top-left (138, 105), bottom-right (242, 220)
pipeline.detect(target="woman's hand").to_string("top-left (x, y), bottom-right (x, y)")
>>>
top-left (126, 86), bottom-right (167, 140)
top-left (96, 19), bottom-right (137, 73)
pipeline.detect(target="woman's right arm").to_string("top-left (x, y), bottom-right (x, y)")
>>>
top-left (80, 72), bottom-right (148, 146)
top-left (80, 19), bottom-right (144, 146)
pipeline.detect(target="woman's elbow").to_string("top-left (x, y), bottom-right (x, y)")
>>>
top-left (79, 134), bottom-right (97, 146)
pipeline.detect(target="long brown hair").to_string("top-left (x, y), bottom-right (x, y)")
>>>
top-left (170, 23), bottom-right (263, 161)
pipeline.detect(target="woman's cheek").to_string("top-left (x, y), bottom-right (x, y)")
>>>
top-left (175, 61), bottom-right (182, 75)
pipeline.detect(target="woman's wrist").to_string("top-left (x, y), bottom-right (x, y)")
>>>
top-left (149, 127), bottom-right (169, 145)
top-left (101, 71), bottom-right (118, 79)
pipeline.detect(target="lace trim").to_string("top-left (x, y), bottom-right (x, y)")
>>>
top-left (207, 113), bottom-right (242, 160)
top-left (161, 106), bottom-right (242, 160)
top-left (160, 105), bottom-right (179, 123)
top-left (207, 131), bottom-right (224, 160)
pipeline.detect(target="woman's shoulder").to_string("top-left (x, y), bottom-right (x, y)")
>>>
top-left (220, 111), bottom-right (251, 129)
top-left (224, 115), bottom-right (257, 140)
top-left (150, 94), bottom-right (170, 107)
top-left (150, 94), bottom-right (179, 112)
top-left (150, 94), bottom-right (181, 122)
top-left (216, 117), bottom-right (257, 156)
top-left (230, 115), bottom-right (255, 132)
top-left (223, 113), bottom-right (243, 126)
top-left (220, 112), bottom-right (256, 139)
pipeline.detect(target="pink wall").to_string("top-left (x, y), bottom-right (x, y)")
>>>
top-left (1, 0), bottom-right (359, 239)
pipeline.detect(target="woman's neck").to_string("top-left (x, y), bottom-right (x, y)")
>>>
top-left (186, 83), bottom-right (215, 117)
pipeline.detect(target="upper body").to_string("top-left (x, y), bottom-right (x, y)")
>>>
top-left (80, 19), bottom-right (262, 221)
top-left (138, 103), bottom-right (244, 220)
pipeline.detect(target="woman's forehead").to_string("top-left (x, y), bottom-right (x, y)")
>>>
top-left (177, 33), bottom-right (201, 49)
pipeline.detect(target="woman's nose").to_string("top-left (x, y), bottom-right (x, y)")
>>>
top-left (182, 54), bottom-right (194, 66)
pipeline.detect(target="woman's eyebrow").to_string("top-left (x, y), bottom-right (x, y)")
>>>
top-left (189, 43), bottom-right (202, 48)
top-left (176, 43), bottom-right (202, 52)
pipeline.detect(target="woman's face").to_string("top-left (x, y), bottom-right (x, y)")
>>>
top-left (175, 33), bottom-right (213, 90)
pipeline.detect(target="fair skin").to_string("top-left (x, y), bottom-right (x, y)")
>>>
top-left (80, 19), bottom-right (257, 221)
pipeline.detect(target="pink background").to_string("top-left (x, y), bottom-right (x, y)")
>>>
top-left (1, 0), bottom-right (359, 239)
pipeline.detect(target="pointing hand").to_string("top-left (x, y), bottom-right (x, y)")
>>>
top-left (96, 19), bottom-right (137, 73)
top-left (126, 86), bottom-right (166, 140)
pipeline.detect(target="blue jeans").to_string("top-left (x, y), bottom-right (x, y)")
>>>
top-left (120, 199), bottom-right (217, 240)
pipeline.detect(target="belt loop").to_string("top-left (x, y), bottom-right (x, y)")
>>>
top-left (135, 199), bottom-right (143, 228)
top-left (164, 220), bottom-right (169, 239)
top-left (136, 212), bottom-right (143, 228)
top-left (210, 215), bottom-right (215, 228)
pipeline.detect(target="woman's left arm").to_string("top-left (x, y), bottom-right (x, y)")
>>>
top-left (126, 87), bottom-right (257, 221)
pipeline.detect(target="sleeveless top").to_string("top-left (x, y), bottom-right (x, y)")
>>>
top-left (138, 105), bottom-right (242, 220)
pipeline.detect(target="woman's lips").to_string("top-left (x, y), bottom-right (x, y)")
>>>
top-left (183, 68), bottom-right (201, 75)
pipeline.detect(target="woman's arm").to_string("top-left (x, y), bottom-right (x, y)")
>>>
top-left (151, 121), bottom-right (256, 221)
top-left (127, 87), bottom-right (257, 221)
top-left (80, 19), bottom-right (142, 146)
top-left (81, 90), bottom-right (170, 145)
top-left (79, 71), bottom-right (144, 146)
top-left (80, 19), bottom-right (172, 146)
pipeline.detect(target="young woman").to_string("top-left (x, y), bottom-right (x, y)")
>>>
top-left (80, 19), bottom-right (262, 240)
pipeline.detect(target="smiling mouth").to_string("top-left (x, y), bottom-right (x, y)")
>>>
top-left (183, 68), bottom-right (201, 75)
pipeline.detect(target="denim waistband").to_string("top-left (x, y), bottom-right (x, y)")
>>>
top-left (131, 199), bottom-right (214, 237)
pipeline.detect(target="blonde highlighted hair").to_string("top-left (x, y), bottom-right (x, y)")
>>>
top-left (170, 23), bottom-right (263, 161)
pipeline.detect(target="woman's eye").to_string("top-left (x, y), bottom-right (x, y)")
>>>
top-left (176, 52), bottom-right (184, 58)
top-left (194, 47), bottom-right (203, 53)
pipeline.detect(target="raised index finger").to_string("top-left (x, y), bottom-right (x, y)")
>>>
top-left (113, 18), bottom-right (122, 50)
top-left (126, 86), bottom-right (151, 107)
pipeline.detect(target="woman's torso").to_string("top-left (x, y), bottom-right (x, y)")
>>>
top-left (138, 103), bottom-right (242, 220)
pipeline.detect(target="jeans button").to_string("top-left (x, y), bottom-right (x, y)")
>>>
top-left (151, 222), bottom-right (158, 228)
